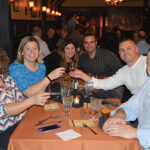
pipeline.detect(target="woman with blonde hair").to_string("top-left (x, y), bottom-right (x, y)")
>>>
top-left (9, 36), bottom-right (65, 98)
top-left (0, 48), bottom-right (50, 150)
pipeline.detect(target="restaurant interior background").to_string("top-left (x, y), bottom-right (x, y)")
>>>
top-left (0, 0), bottom-right (150, 60)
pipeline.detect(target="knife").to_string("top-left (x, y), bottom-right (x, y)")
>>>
top-left (35, 116), bottom-right (60, 126)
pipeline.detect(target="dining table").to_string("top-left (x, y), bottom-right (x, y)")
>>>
top-left (8, 98), bottom-right (142, 150)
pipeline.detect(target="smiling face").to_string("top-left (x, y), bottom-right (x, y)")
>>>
top-left (64, 43), bottom-right (76, 60)
top-left (22, 41), bottom-right (39, 64)
top-left (83, 35), bottom-right (97, 54)
top-left (119, 40), bottom-right (139, 66)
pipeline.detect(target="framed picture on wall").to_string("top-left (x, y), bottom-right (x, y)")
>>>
top-left (13, 0), bottom-right (19, 12)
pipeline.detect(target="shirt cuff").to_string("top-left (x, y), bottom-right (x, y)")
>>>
top-left (137, 128), bottom-right (150, 149)
top-left (110, 107), bottom-right (137, 121)
top-left (90, 77), bottom-right (99, 89)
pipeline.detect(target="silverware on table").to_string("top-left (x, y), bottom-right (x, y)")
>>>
top-left (82, 123), bottom-right (97, 135)
top-left (40, 117), bottom-right (66, 125)
top-left (35, 116), bottom-right (60, 126)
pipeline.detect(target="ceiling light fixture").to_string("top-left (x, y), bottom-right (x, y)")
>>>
top-left (105, 0), bottom-right (123, 6)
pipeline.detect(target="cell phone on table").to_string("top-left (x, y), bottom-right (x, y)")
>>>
top-left (37, 124), bottom-right (61, 133)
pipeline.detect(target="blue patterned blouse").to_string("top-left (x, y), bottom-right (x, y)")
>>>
top-left (9, 61), bottom-right (46, 98)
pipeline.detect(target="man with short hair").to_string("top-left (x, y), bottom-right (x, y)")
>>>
top-left (137, 30), bottom-right (150, 56)
top-left (70, 39), bottom-right (148, 96)
top-left (102, 49), bottom-right (150, 150)
top-left (44, 27), bottom-right (57, 52)
top-left (69, 24), bottom-right (84, 48)
top-left (77, 33), bottom-right (123, 99)
top-left (78, 33), bottom-right (123, 77)
top-left (32, 26), bottom-right (51, 58)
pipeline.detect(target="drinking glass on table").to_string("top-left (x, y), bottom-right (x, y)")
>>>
top-left (45, 85), bottom-right (51, 103)
top-left (89, 97), bottom-right (99, 120)
top-left (84, 82), bottom-right (93, 98)
top-left (61, 83), bottom-right (70, 96)
top-left (61, 84), bottom-right (73, 117)
top-left (62, 95), bottom-right (73, 117)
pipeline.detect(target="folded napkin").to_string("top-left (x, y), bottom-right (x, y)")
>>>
top-left (44, 103), bottom-right (60, 111)
top-left (68, 120), bottom-right (95, 127)
top-left (56, 129), bottom-right (81, 141)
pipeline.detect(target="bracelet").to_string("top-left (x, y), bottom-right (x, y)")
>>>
top-left (46, 75), bottom-right (52, 82)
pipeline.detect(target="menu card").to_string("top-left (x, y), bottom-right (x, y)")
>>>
top-left (68, 120), bottom-right (95, 127)
top-left (44, 103), bottom-right (60, 111)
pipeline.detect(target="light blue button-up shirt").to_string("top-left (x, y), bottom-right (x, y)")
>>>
top-left (111, 78), bottom-right (150, 150)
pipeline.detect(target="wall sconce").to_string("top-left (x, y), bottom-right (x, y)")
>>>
top-left (58, 12), bottom-right (61, 16)
top-left (55, 11), bottom-right (59, 16)
top-left (46, 8), bottom-right (50, 15)
top-left (51, 10), bottom-right (55, 15)
top-left (42, 6), bottom-right (47, 12)
top-left (29, 0), bottom-right (34, 8)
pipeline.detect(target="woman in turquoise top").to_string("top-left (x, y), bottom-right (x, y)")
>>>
top-left (9, 36), bottom-right (65, 98)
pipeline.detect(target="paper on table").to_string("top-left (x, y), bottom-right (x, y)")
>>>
top-left (44, 103), bottom-right (60, 111)
top-left (68, 120), bottom-right (95, 127)
top-left (56, 129), bottom-right (81, 141)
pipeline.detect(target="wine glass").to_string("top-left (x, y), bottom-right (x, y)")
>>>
top-left (69, 62), bottom-right (75, 72)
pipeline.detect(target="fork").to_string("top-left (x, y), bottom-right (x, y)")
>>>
top-left (82, 123), bottom-right (97, 135)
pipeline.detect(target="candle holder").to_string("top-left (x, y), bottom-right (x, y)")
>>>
top-left (72, 95), bottom-right (83, 108)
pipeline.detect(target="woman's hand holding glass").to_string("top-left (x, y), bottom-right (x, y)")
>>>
top-left (31, 91), bottom-right (50, 106)
top-left (69, 69), bottom-right (92, 82)
top-left (48, 67), bottom-right (65, 80)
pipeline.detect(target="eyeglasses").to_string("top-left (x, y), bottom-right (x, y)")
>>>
top-left (83, 41), bottom-right (96, 45)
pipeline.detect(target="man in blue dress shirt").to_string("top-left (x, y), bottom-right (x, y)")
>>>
top-left (103, 49), bottom-right (150, 150)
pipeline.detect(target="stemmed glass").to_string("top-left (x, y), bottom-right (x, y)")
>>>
top-left (69, 62), bottom-right (76, 72)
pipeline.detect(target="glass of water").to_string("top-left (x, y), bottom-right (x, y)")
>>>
top-left (62, 95), bottom-right (73, 117)
top-left (84, 82), bottom-right (93, 98)
top-left (61, 82), bottom-right (71, 97)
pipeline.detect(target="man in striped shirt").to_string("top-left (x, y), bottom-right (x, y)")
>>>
top-left (77, 33), bottom-right (123, 99)
top-left (78, 33), bottom-right (123, 77)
